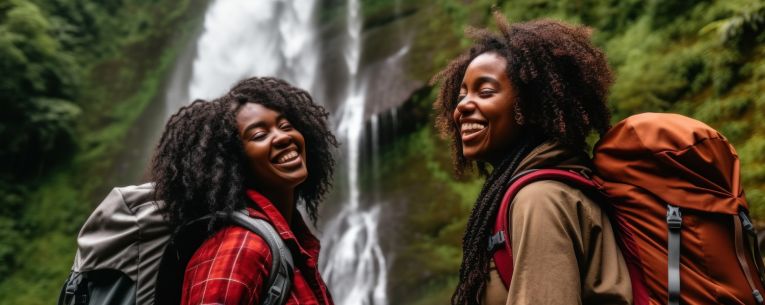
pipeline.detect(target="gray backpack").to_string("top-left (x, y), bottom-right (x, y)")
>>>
top-left (57, 183), bottom-right (294, 305)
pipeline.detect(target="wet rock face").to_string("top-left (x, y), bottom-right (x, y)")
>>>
top-left (313, 14), bottom-right (350, 115)
top-left (357, 3), bottom-right (422, 118)
top-left (316, 1), bottom-right (460, 120)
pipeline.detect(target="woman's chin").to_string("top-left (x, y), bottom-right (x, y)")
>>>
top-left (462, 148), bottom-right (487, 162)
top-left (280, 170), bottom-right (308, 188)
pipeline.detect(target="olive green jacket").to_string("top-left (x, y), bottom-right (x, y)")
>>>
top-left (482, 141), bottom-right (633, 305)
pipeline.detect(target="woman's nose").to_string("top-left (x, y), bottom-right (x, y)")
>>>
top-left (455, 96), bottom-right (475, 116)
top-left (272, 130), bottom-right (292, 147)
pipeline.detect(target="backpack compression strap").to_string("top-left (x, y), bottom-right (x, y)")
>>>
top-left (666, 205), bottom-right (682, 305)
top-left (488, 169), bottom-right (650, 305)
top-left (664, 202), bottom-right (765, 305)
top-left (733, 210), bottom-right (765, 304)
top-left (229, 210), bottom-right (294, 305)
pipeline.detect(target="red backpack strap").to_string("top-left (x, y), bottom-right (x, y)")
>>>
top-left (489, 168), bottom-right (650, 305)
top-left (489, 169), bottom-right (599, 289)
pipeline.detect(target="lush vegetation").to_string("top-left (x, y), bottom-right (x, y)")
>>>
top-left (365, 0), bottom-right (765, 304)
top-left (0, 0), bottom-right (206, 304)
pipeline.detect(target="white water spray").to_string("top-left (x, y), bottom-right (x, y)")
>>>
top-left (185, 0), bottom-right (318, 101)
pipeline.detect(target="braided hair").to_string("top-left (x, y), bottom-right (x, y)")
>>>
top-left (151, 77), bottom-right (338, 231)
top-left (431, 14), bottom-right (614, 305)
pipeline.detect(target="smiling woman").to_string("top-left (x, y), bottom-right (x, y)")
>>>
top-left (454, 53), bottom-right (521, 164)
top-left (237, 103), bottom-right (309, 219)
top-left (432, 13), bottom-right (631, 305)
top-left (150, 77), bottom-right (338, 305)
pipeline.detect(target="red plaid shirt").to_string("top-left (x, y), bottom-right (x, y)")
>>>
top-left (181, 190), bottom-right (334, 305)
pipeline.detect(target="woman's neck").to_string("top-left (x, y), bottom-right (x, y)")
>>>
top-left (258, 188), bottom-right (295, 225)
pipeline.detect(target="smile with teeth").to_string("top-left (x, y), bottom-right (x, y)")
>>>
top-left (461, 122), bottom-right (486, 135)
top-left (275, 150), bottom-right (299, 164)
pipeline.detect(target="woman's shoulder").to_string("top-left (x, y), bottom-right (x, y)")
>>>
top-left (188, 225), bottom-right (273, 268)
top-left (182, 225), bottom-right (275, 305)
top-left (511, 179), bottom-right (602, 220)
top-left (514, 178), bottom-right (587, 201)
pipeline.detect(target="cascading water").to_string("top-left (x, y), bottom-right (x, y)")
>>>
top-left (168, 0), bottom-right (319, 104)
top-left (163, 0), bottom-right (390, 304)
top-left (321, 0), bottom-right (387, 305)
top-left (318, 0), bottom-right (388, 304)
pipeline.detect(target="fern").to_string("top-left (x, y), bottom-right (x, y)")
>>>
top-left (700, 0), bottom-right (765, 43)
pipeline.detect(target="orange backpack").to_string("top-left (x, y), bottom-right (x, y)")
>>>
top-left (490, 113), bottom-right (765, 305)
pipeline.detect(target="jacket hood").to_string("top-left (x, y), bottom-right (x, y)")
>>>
top-left (592, 113), bottom-right (746, 214)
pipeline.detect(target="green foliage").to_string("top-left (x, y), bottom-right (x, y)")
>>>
top-left (0, 183), bottom-right (26, 278)
top-left (0, 0), bottom-right (81, 178)
top-left (749, 189), bottom-right (765, 219)
top-left (0, 231), bottom-right (75, 305)
top-left (0, 0), bottom-right (78, 99)
top-left (740, 136), bottom-right (765, 183)
top-left (0, 0), bottom-right (206, 303)
top-left (700, 0), bottom-right (765, 45)
top-left (0, 170), bottom-right (91, 305)
top-left (31, 0), bottom-right (192, 61)
top-left (3, 98), bottom-right (82, 177)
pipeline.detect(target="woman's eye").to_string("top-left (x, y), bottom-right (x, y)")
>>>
top-left (279, 122), bottom-right (293, 130)
top-left (251, 131), bottom-right (267, 141)
top-left (479, 89), bottom-right (495, 97)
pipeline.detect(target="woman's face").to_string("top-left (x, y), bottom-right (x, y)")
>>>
top-left (453, 52), bottom-right (521, 164)
top-left (237, 103), bottom-right (308, 192)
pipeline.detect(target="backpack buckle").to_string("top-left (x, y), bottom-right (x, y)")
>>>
top-left (753, 289), bottom-right (764, 304)
top-left (262, 282), bottom-right (285, 305)
top-left (739, 210), bottom-right (756, 234)
top-left (666, 205), bottom-right (682, 230)
top-left (64, 272), bottom-right (89, 305)
top-left (487, 231), bottom-right (506, 252)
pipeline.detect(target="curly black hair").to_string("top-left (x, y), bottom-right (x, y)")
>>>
top-left (431, 14), bottom-right (614, 305)
top-left (151, 77), bottom-right (338, 231)
top-left (433, 14), bottom-right (613, 176)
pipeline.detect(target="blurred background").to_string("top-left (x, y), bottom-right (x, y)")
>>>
top-left (1, 0), bottom-right (764, 304)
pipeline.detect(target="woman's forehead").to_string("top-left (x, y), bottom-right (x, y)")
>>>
top-left (236, 103), bottom-right (284, 124)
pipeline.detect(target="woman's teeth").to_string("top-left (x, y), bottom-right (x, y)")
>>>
top-left (461, 122), bottom-right (486, 133)
top-left (277, 151), bottom-right (299, 163)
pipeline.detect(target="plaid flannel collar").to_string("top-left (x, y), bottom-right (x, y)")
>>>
top-left (245, 189), bottom-right (321, 259)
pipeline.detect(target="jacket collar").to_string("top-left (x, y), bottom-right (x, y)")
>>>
top-left (245, 189), bottom-right (321, 259)
top-left (511, 140), bottom-right (593, 177)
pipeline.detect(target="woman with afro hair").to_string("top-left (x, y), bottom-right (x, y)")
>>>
top-left (433, 14), bottom-right (633, 305)
top-left (151, 77), bottom-right (336, 305)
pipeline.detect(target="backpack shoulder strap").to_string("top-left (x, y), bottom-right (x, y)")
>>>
top-left (489, 169), bottom-right (599, 289)
top-left (229, 210), bottom-right (294, 305)
top-left (154, 210), bottom-right (295, 305)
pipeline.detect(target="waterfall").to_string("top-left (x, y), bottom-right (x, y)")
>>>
top-left (164, 0), bottom-right (389, 304)
top-left (318, 0), bottom-right (388, 303)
